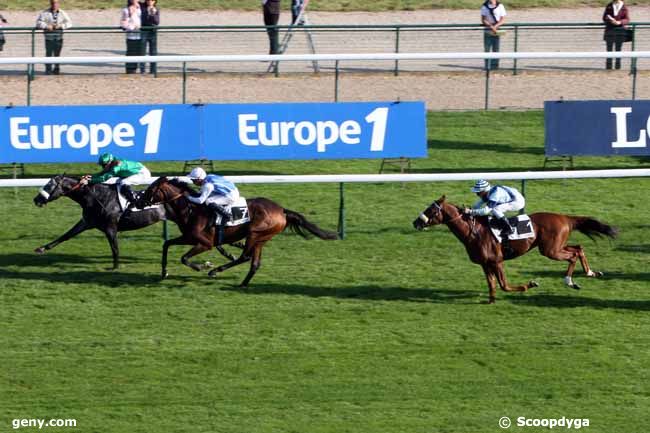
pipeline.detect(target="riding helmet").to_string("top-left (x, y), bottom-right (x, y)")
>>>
top-left (98, 153), bottom-right (115, 166)
top-left (471, 179), bottom-right (491, 193)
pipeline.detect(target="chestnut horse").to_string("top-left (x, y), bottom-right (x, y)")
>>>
top-left (413, 196), bottom-right (618, 304)
top-left (140, 177), bottom-right (338, 286)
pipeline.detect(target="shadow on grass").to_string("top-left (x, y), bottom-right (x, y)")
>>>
top-left (427, 138), bottom-right (544, 155)
top-left (0, 252), bottom-right (142, 267)
top-left (509, 294), bottom-right (650, 311)
top-left (615, 244), bottom-right (650, 254)
top-left (527, 269), bottom-right (650, 283)
top-left (222, 283), bottom-right (479, 304)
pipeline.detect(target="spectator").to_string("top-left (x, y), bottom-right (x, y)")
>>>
top-left (35, 0), bottom-right (72, 75)
top-left (262, 0), bottom-right (281, 55)
top-left (140, 0), bottom-right (160, 74)
top-left (0, 13), bottom-right (7, 52)
top-left (603, 0), bottom-right (630, 70)
top-left (480, 0), bottom-right (506, 71)
top-left (121, 0), bottom-right (143, 74)
top-left (291, 0), bottom-right (304, 25)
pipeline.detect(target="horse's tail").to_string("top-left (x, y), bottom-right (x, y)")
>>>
top-left (284, 209), bottom-right (339, 240)
top-left (572, 216), bottom-right (619, 241)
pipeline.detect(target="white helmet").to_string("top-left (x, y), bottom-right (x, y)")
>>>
top-left (471, 179), bottom-right (491, 193)
top-left (188, 167), bottom-right (207, 180)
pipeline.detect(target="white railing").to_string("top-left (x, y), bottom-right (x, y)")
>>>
top-left (2, 169), bottom-right (650, 188)
top-left (1, 51), bottom-right (650, 66)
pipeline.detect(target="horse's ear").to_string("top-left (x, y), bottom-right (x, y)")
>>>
top-left (439, 195), bottom-right (446, 202)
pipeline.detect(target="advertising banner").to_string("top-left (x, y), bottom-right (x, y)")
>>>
top-left (0, 101), bottom-right (426, 163)
top-left (545, 100), bottom-right (650, 156)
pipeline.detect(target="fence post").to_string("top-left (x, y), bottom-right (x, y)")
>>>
top-left (513, 25), bottom-right (519, 75)
top-left (30, 28), bottom-right (36, 80)
top-left (520, 179), bottom-right (526, 214)
top-left (337, 182), bottom-right (346, 240)
top-left (484, 67), bottom-right (490, 110)
top-left (631, 24), bottom-right (637, 100)
top-left (182, 62), bottom-right (187, 103)
top-left (334, 60), bottom-right (339, 102)
top-left (394, 26), bottom-right (400, 77)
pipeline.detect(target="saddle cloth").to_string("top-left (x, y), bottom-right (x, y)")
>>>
top-left (215, 196), bottom-right (250, 227)
top-left (488, 214), bottom-right (535, 243)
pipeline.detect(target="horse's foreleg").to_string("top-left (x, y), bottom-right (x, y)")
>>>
top-left (103, 226), bottom-right (119, 270)
top-left (208, 243), bottom-right (253, 278)
top-left (162, 236), bottom-right (192, 279)
top-left (493, 262), bottom-right (537, 293)
top-left (215, 245), bottom-right (236, 262)
top-left (181, 244), bottom-right (213, 272)
top-left (35, 219), bottom-right (91, 254)
top-left (482, 264), bottom-right (497, 304)
top-left (239, 243), bottom-right (266, 288)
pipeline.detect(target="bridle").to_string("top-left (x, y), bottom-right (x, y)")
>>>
top-left (145, 182), bottom-right (185, 206)
top-left (418, 201), bottom-right (463, 225)
top-left (38, 176), bottom-right (82, 201)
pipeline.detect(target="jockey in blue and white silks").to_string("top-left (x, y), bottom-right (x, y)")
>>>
top-left (185, 167), bottom-right (240, 223)
top-left (463, 179), bottom-right (525, 235)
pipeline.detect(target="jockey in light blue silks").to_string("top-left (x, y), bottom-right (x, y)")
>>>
top-left (184, 167), bottom-right (240, 225)
top-left (463, 179), bottom-right (526, 236)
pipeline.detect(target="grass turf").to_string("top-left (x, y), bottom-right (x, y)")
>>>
top-left (1, 110), bottom-right (649, 433)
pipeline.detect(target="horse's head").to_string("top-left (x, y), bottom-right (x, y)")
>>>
top-left (33, 174), bottom-right (76, 207)
top-left (413, 195), bottom-right (449, 231)
top-left (140, 176), bottom-right (188, 207)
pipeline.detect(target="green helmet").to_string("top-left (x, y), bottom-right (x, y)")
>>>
top-left (98, 153), bottom-right (115, 166)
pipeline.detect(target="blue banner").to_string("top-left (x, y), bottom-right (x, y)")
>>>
top-left (0, 102), bottom-right (426, 163)
top-left (545, 100), bottom-right (650, 156)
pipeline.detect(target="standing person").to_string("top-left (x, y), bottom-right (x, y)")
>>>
top-left (291, 0), bottom-right (304, 25)
top-left (262, 0), bottom-right (281, 55)
top-left (35, 0), bottom-right (72, 75)
top-left (480, 0), bottom-right (506, 71)
top-left (120, 0), bottom-right (143, 74)
top-left (0, 13), bottom-right (7, 52)
top-left (463, 179), bottom-right (525, 238)
top-left (603, 0), bottom-right (630, 70)
top-left (140, 0), bottom-right (160, 74)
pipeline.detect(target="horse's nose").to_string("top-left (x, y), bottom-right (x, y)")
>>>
top-left (413, 220), bottom-right (423, 231)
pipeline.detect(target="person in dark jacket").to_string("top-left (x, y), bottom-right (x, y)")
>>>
top-left (140, 0), bottom-right (159, 74)
top-left (603, 0), bottom-right (630, 70)
top-left (262, 0), bottom-right (281, 55)
top-left (0, 13), bottom-right (8, 52)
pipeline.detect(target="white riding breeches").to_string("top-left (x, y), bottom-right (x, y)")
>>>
top-left (119, 167), bottom-right (152, 186)
top-left (205, 189), bottom-right (240, 207)
top-left (490, 194), bottom-right (525, 219)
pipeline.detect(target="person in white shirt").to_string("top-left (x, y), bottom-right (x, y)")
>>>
top-left (35, 0), bottom-right (72, 75)
top-left (463, 179), bottom-right (525, 237)
top-left (120, 0), bottom-right (143, 74)
top-left (480, 0), bottom-right (506, 71)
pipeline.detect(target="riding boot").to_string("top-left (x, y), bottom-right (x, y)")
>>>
top-left (207, 203), bottom-right (231, 226)
top-left (121, 184), bottom-right (139, 209)
top-left (498, 216), bottom-right (513, 238)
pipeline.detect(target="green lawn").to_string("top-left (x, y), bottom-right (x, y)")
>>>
top-left (1, 111), bottom-right (649, 433)
top-left (3, 0), bottom-right (650, 11)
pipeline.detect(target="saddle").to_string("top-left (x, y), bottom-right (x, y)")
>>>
top-left (488, 214), bottom-right (535, 243)
top-left (115, 184), bottom-right (151, 212)
top-left (213, 197), bottom-right (251, 227)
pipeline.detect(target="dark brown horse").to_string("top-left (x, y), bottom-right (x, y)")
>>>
top-left (413, 196), bottom-right (618, 304)
top-left (139, 176), bottom-right (338, 286)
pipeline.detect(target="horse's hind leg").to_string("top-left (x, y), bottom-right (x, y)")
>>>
top-left (541, 246), bottom-right (582, 289)
top-left (567, 244), bottom-right (603, 278)
top-left (492, 262), bottom-right (538, 294)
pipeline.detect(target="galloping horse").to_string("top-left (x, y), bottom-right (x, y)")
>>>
top-left (139, 177), bottom-right (338, 286)
top-left (413, 196), bottom-right (618, 304)
top-left (33, 175), bottom-right (166, 269)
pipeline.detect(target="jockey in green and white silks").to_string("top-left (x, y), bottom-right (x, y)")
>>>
top-left (184, 167), bottom-right (240, 224)
top-left (463, 179), bottom-right (525, 235)
top-left (83, 153), bottom-right (151, 207)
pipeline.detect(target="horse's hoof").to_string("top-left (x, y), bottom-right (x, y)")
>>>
top-left (161, 271), bottom-right (168, 280)
top-left (34, 247), bottom-right (46, 254)
top-left (571, 283), bottom-right (581, 290)
top-left (208, 270), bottom-right (218, 278)
top-left (203, 261), bottom-right (214, 269)
top-left (487, 297), bottom-right (496, 304)
top-left (529, 280), bottom-right (539, 289)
